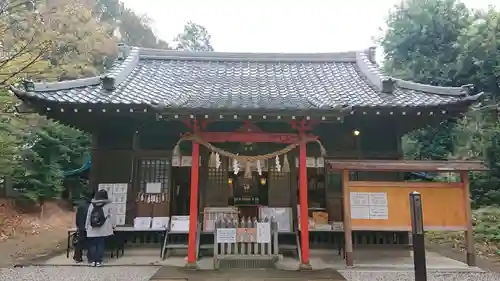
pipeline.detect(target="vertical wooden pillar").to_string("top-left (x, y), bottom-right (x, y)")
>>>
top-left (186, 141), bottom-right (200, 267)
top-left (89, 133), bottom-right (99, 192)
top-left (460, 171), bottom-right (476, 266)
top-left (198, 147), bottom-right (209, 211)
top-left (342, 170), bottom-right (353, 266)
top-left (298, 142), bottom-right (310, 268)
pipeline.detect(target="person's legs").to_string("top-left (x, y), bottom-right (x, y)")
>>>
top-left (95, 236), bottom-right (105, 265)
top-left (73, 232), bottom-right (83, 262)
top-left (88, 237), bottom-right (97, 265)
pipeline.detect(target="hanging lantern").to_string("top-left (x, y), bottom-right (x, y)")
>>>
top-left (256, 160), bottom-right (262, 176)
top-left (282, 154), bottom-right (290, 172)
top-left (228, 178), bottom-right (233, 185)
top-left (275, 155), bottom-right (281, 172)
top-left (215, 153), bottom-right (221, 169)
top-left (260, 177), bottom-right (267, 185)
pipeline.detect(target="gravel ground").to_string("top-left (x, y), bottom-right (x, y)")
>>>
top-left (0, 266), bottom-right (159, 281)
top-left (340, 271), bottom-right (500, 281)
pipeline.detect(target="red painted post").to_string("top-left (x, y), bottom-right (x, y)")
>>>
top-left (299, 141), bottom-right (310, 267)
top-left (187, 141), bottom-right (200, 265)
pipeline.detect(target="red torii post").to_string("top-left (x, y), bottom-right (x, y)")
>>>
top-left (186, 120), bottom-right (201, 268)
top-left (184, 119), bottom-right (317, 268)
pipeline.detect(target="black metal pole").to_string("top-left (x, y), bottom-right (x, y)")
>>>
top-left (410, 191), bottom-right (427, 281)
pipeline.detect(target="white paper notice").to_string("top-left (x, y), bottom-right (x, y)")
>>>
top-left (216, 228), bottom-right (237, 243)
top-left (152, 217), bottom-right (170, 229)
top-left (115, 215), bottom-right (126, 225)
top-left (351, 206), bottom-right (370, 219)
top-left (133, 217), bottom-right (152, 229)
top-left (369, 206), bottom-right (389, 220)
top-left (113, 183), bottom-right (128, 194)
top-left (256, 222), bottom-right (271, 243)
top-left (350, 192), bottom-right (389, 220)
top-left (170, 216), bottom-right (190, 232)
top-left (369, 193), bottom-right (388, 206)
top-left (350, 192), bottom-right (370, 206)
top-left (146, 182), bottom-right (162, 194)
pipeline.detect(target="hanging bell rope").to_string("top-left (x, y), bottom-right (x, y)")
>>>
top-left (173, 134), bottom-right (327, 162)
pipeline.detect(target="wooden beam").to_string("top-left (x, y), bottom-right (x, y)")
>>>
top-left (461, 171), bottom-right (476, 266)
top-left (196, 131), bottom-right (318, 144)
top-left (342, 170), bottom-right (354, 266)
top-left (326, 159), bottom-right (488, 172)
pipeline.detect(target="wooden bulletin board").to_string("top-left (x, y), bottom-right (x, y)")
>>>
top-left (348, 182), bottom-right (466, 231)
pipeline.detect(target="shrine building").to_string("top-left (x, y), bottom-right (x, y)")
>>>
top-left (12, 44), bottom-right (486, 268)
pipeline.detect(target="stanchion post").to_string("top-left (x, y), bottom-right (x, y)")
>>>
top-left (410, 191), bottom-right (427, 281)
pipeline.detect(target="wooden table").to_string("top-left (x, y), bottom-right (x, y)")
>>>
top-left (66, 227), bottom-right (168, 259)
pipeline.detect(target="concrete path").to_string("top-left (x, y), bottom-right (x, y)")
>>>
top-left (0, 266), bottom-right (158, 281)
top-left (2, 266), bottom-right (500, 281)
top-left (41, 248), bottom-right (481, 272)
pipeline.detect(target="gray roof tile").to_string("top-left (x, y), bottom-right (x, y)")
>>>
top-left (12, 46), bottom-right (481, 111)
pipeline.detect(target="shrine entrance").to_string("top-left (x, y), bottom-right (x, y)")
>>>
top-left (230, 171), bottom-right (269, 218)
top-left (176, 119), bottom-right (324, 269)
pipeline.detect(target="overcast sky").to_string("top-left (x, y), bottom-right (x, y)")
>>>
top-left (120, 0), bottom-right (494, 54)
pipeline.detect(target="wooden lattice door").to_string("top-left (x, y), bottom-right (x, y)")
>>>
top-left (135, 158), bottom-right (171, 217)
top-left (206, 157), bottom-right (229, 207)
top-left (268, 156), bottom-right (291, 207)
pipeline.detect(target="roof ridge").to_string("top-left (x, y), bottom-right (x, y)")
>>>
top-left (138, 46), bottom-right (359, 62)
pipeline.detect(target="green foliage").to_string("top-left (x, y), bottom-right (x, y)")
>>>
top-left (381, 0), bottom-right (471, 86)
top-left (174, 21), bottom-right (214, 51)
top-left (382, 0), bottom-right (500, 207)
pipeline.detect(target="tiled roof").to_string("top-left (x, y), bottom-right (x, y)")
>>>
top-left (12, 45), bottom-right (481, 112)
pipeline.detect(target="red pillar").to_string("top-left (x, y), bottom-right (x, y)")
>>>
top-left (187, 141), bottom-right (200, 265)
top-left (299, 141), bottom-right (310, 267)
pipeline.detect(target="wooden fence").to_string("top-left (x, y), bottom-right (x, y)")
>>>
top-left (213, 216), bottom-right (279, 269)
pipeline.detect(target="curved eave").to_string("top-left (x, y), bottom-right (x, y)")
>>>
top-left (12, 85), bottom-right (483, 113)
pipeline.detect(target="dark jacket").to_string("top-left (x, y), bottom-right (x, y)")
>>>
top-left (75, 198), bottom-right (91, 231)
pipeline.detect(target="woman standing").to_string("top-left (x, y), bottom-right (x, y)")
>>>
top-left (85, 189), bottom-right (115, 267)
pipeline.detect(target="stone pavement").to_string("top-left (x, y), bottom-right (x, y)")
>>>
top-left (0, 266), bottom-right (158, 281)
top-left (2, 266), bottom-right (500, 281)
top-left (151, 267), bottom-right (346, 281)
top-left (41, 248), bottom-right (481, 272)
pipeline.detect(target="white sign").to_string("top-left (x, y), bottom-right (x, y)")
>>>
top-left (146, 182), bottom-right (162, 194)
top-left (112, 193), bottom-right (127, 204)
top-left (369, 192), bottom-right (388, 206)
top-left (216, 228), bottom-right (237, 243)
top-left (350, 192), bottom-right (389, 220)
top-left (115, 214), bottom-right (126, 225)
top-left (256, 222), bottom-right (271, 243)
top-left (152, 217), bottom-right (170, 229)
top-left (332, 222), bottom-right (344, 231)
top-left (170, 216), bottom-right (190, 232)
top-left (369, 206), bottom-right (389, 220)
top-left (114, 203), bottom-right (127, 215)
top-left (113, 183), bottom-right (128, 194)
top-left (259, 207), bottom-right (292, 232)
top-left (134, 217), bottom-right (152, 229)
top-left (350, 192), bottom-right (370, 206)
top-left (351, 205), bottom-right (370, 219)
